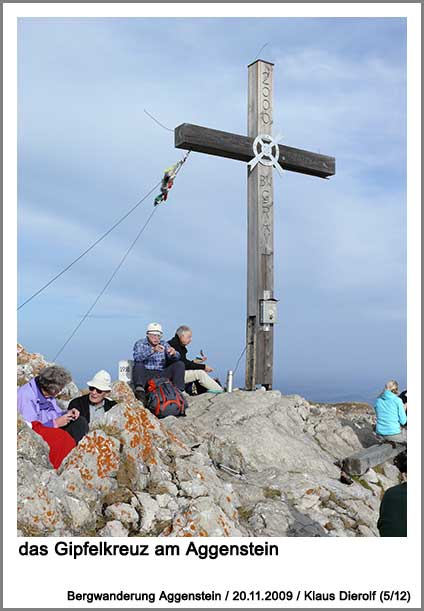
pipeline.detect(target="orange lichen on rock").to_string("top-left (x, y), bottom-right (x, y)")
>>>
top-left (17, 344), bottom-right (30, 364)
top-left (123, 407), bottom-right (157, 465)
top-left (65, 432), bottom-right (119, 479)
top-left (164, 429), bottom-right (189, 452)
top-left (160, 525), bottom-right (173, 537)
top-left (217, 515), bottom-right (231, 537)
top-left (111, 381), bottom-right (138, 406)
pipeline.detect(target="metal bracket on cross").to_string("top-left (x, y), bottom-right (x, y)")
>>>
top-left (248, 134), bottom-right (284, 177)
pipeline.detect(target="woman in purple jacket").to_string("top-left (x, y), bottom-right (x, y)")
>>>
top-left (17, 366), bottom-right (88, 443)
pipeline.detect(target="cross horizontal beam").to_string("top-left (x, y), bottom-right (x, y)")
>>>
top-left (175, 123), bottom-right (335, 179)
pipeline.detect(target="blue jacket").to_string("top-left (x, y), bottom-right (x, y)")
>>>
top-left (133, 337), bottom-right (180, 370)
top-left (374, 390), bottom-right (407, 435)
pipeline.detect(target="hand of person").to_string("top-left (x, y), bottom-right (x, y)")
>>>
top-left (200, 356), bottom-right (207, 362)
top-left (167, 347), bottom-right (177, 357)
top-left (68, 408), bottom-right (80, 420)
top-left (54, 413), bottom-right (73, 427)
top-left (205, 365), bottom-right (214, 373)
top-left (153, 344), bottom-right (164, 352)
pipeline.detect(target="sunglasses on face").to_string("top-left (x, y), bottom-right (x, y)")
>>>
top-left (88, 386), bottom-right (106, 393)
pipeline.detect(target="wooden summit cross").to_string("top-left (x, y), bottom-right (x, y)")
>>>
top-left (175, 60), bottom-right (335, 390)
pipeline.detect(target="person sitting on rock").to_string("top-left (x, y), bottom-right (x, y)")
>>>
top-left (168, 325), bottom-right (224, 395)
top-left (399, 389), bottom-right (407, 412)
top-left (132, 322), bottom-right (185, 403)
top-left (67, 370), bottom-right (116, 427)
top-left (17, 365), bottom-right (89, 468)
top-left (374, 380), bottom-right (407, 445)
top-left (378, 450), bottom-right (407, 537)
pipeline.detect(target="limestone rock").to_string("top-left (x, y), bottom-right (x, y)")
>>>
top-left (162, 496), bottom-right (244, 537)
top-left (134, 492), bottom-right (160, 535)
top-left (59, 430), bottom-right (121, 494)
top-left (17, 420), bottom-right (51, 471)
top-left (17, 344), bottom-right (48, 384)
top-left (17, 345), bottom-right (402, 538)
top-left (98, 520), bottom-right (129, 537)
top-left (104, 503), bottom-right (139, 529)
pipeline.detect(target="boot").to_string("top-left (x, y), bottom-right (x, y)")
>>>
top-left (134, 386), bottom-right (146, 405)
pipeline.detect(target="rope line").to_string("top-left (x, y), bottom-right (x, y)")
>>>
top-left (53, 206), bottom-right (159, 362)
top-left (18, 180), bottom-right (162, 310)
top-left (233, 345), bottom-right (247, 375)
top-left (144, 109), bottom-right (174, 133)
top-left (253, 42), bottom-right (269, 63)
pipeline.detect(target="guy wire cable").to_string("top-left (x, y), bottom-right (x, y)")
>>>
top-left (17, 180), bottom-right (162, 310)
top-left (53, 206), bottom-right (159, 362)
top-left (233, 344), bottom-right (247, 375)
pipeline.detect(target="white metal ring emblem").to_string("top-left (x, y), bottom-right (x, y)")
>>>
top-left (248, 134), bottom-right (284, 177)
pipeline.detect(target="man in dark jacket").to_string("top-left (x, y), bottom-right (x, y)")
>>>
top-left (377, 450), bottom-right (407, 537)
top-left (168, 326), bottom-right (223, 394)
top-left (68, 370), bottom-right (116, 426)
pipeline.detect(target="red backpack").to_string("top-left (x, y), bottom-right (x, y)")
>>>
top-left (145, 377), bottom-right (187, 418)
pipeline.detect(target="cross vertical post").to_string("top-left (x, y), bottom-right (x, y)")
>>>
top-left (245, 59), bottom-right (275, 390)
top-left (174, 62), bottom-right (335, 391)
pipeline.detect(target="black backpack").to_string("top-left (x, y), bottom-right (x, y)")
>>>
top-left (145, 377), bottom-right (187, 418)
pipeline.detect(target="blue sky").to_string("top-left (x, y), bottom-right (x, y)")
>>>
top-left (17, 17), bottom-right (407, 402)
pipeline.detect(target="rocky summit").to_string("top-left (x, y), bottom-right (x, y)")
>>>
top-left (17, 345), bottom-right (400, 537)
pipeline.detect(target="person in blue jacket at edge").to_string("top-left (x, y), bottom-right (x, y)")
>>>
top-left (374, 379), bottom-right (407, 445)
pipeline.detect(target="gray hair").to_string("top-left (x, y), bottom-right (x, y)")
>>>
top-left (176, 325), bottom-right (192, 338)
top-left (38, 366), bottom-right (72, 395)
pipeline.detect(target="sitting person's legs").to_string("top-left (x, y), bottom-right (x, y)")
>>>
top-left (62, 416), bottom-right (89, 444)
top-left (133, 362), bottom-right (153, 388)
top-left (381, 429), bottom-right (407, 445)
top-left (162, 361), bottom-right (185, 391)
top-left (185, 369), bottom-right (223, 392)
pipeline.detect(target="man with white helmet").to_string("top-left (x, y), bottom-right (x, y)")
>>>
top-left (132, 323), bottom-right (184, 403)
